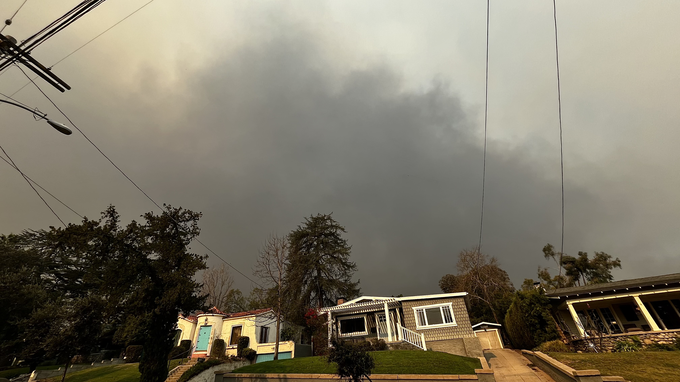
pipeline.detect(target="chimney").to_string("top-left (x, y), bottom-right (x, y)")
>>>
top-left (337, 297), bottom-right (346, 306)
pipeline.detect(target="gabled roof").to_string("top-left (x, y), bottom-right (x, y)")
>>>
top-left (472, 322), bottom-right (502, 329)
top-left (546, 273), bottom-right (680, 298)
top-left (319, 292), bottom-right (468, 313)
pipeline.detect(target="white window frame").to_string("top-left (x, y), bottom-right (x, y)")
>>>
top-left (412, 302), bottom-right (457, 329)
top-left (338, 314), bottom-right (368, 337)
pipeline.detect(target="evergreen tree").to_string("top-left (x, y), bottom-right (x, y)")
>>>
top-left (285, 214), bottom-right (360, 318)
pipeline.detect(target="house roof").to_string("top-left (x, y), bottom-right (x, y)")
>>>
top-left (472, 322), bottom-right (502, 329)
top-left (319, 292), bottom-right (468, 314)
top-left (226, 308), bottom-right (272, 318)
top-left (546, 273), bottom-right (680, 298)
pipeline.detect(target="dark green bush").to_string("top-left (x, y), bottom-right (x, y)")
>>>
top-left (237, 336), bottom-right (250, 357)
top-left (168, 346), bottom-right (188, 360)
top-left (535, 340), bottom-right (570, 353)
top-left (177, 359), bottom-right (223, 382)
top-left (369, 338), bottom-right (388, 351)
top-left (241, 348), bottom-right (257, 362)
top-left (613, 336), bottom-right (642, 352)
top-left (504, 289), bottom-right (559, 349)
top-left (280, 327), bottom-right (297, 341)
top-left (211, 339), bottom-right (226, 359)
top-left (179, 340), bottom-right (192, 351)
top-left (327, 339), bottom-right (375, 382)
top-left (645, 342), bottom-right (677, 351)
top-left (125, 345), bottom-right (143, 363)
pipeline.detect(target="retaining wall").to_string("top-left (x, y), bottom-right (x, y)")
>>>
top-left (215, 372), bottom-right (495, 382)
top-left (570, 329), bottom-right (680, 352)
top-left (521, 351), bottom-right (626, 382)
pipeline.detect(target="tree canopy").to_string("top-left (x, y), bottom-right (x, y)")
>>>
top-left (439, 249), bottom-right (514, 324)
top-left (285, 214), bottom-right (360, 318)
top-left (0, 205), bottom-right (206, 382)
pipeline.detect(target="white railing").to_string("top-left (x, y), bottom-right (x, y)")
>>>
top-left (396, 323), bottom-right (426, 350)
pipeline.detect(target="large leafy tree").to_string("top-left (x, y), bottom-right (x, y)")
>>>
top-left (285, 214), bottom-right (360, 318)
top-left (532, 244), bottom-right (622, 289)
top-left (0, 205), bottom-right (206, 382)
top-left (114, 206), bottom-right (207, 382)
top-left (439, 249), bottom-right (514, 324)
top-left (504, 288), bottom-right (559, 349)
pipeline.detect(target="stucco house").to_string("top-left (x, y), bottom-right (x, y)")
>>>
top-left (546, 272), bottom-right (680, 351)
top-left (176, 307), bottom-right (311, 363)
top-left (318, 292), bottom-right (483, 358)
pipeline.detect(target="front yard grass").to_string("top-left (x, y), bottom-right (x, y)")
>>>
top-left (548, 351), bottom-right (680, 382)
top-left (42, 359), bottom-right (186, 382)
top-left (233, 350), bottom-right (482, 375)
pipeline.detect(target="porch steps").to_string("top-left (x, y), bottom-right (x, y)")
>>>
top-left (165, 358), bottom-right (198, 382)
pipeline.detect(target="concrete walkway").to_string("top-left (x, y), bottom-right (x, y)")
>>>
top-left (485, 349), bottom-right (555, 382)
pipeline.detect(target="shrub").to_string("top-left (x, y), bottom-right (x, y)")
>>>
top-left (211, 339), bottom-right (226, 359)
top-left (505, 289), bottom-right (559, 349)
top-left (177, 359), bottom-right (223, 382)
top-left (237, 336), bottom-right (250, 357)
top-left (369, 338), bottom-right (388, 351)
top-left (535, 340), bottom-right (570, 353)
top-left (327, 339), bottom-right (375, 382)
top-left (645, 342), bottom-right (677, 351)
top-left (613, 336), bottom-right (642, 352)
top-left (179, 340), bottom-right (192, 351)
top-left (125, 345), bottom-right (143, 363)
top-left (241, 348), bottom-right (257, 362)
top-left (280, 327), bottom-right (297, 341)
top-left (169, 346), bottom-right (188, 360)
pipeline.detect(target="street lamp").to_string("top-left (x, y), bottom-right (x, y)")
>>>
top-left (0, 99), bottom-right (72, 135)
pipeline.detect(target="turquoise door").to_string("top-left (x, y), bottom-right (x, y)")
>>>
top-left (196, 326), bottom-right (212, 351)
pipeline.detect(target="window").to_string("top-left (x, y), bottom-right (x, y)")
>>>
top-left (413, 303), bottom-right (456, 329)
top-left (599, 308), bottom-right (622, 334)
top-left (260, 326), bottom-right (270, 343)
top-left (338, 315), bottom-right (368, 336)
top-left (229, 325), bottom-right (242, 346)
top-left (617, 304), bottom-right (639, 322)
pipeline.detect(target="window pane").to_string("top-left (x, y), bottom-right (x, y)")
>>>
top-left (599, 308), bottom-right (622, 334)
top-left (442, 307), bottom-right (454, 323)
top-left (230, 326), bottom-right (242, 345)
top-left (425, 308), bottom-right (444, 325)
top-left (340, 318), bottom-right (365, 334)
top-left (260, 326), bottom-right (269, 343)
top-left (416, 309), bottom-right (426, 326)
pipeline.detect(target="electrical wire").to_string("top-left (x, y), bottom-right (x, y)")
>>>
top-left (14, 64), bottom-right (266, 289)
top-left (2, 0), bottom-right (157, 99)
top-left (0, 144), bottom-right (66, 226)
top-left (478, 0), bottom-right (490, 252)
top-left (552, 0), bottom-right (566, 270)
top-left (0, 153), bottom-right (83, 219)
top-left (0, 0), bottom-right (29, 34)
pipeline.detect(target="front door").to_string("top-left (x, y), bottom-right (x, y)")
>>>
top-left (196, 326), bottom-right (212, 351)
top-left (376, 312), bottom-right (398, 340)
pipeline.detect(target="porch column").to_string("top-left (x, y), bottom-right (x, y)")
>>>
top-left (327, 312), bottom-right (333, 347)
top-left (384, 302), bottom-right (393, 342)
top-left (567, 302), bottom-right (586, 338)
top-left (633, 295), bottom-right (661, 331)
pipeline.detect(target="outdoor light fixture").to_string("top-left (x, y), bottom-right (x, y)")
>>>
top-left (1, 99), bottom-right (72, 135)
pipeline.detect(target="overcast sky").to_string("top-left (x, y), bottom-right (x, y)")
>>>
top-left (1, 0), bottom-right (679, 297)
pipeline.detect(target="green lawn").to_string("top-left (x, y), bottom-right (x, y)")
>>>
top-left (40, 359), bottom-right (186, 382)
top-left (233, 350), bottom-right (482, 375)
top-left (549, 351), bottom-right (680, 382)
top-left (0, 365), bottom-right (62, 379)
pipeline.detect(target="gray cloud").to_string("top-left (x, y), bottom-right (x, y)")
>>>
top-left (2, 2), bottom-right (678, 298)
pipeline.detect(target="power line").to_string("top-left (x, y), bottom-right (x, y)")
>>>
top-left (478, 0), bottom-right (490, 251)
top-left (0, 153), bottom-right (83, 219)
top-left (0, 0), bottom-right (29, 34)
top-left (0, 143), bottom-right (67, 226)
top-left (552, 0), bottom-right (566, 273)
top-left (13, 65), bottom-right (265, 289)
top-left (3, 0), bottom-right (158, 98)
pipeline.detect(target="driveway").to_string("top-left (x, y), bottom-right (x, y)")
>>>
top-left (485, 349), bottom-right (555, 382)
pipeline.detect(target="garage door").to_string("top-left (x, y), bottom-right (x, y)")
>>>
top-left (475, 330), bottom-right (503, 349)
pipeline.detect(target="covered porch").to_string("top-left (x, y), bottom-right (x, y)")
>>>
top-left (320, 298), bottom-right (427, 350)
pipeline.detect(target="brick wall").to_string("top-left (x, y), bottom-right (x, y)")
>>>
top-left (401, 297), bottom-right (475, 341)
